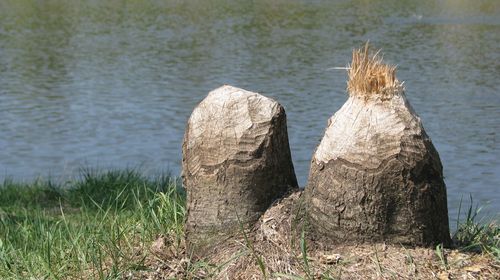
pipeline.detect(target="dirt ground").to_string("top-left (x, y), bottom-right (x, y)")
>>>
top-left (128, 192), bottom-right (499, 280)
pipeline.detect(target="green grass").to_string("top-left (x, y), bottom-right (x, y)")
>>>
top-left (452, 195), bottom-right (500, 260)
top-left (0, 170), bottom-right (498, 279)
top-left (0, 169), bottom-right (185, 279)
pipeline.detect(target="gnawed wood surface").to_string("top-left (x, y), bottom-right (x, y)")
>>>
top-left (305, 92), bottom-right (451, 246)
top-left (182, 85), bottom-right (298, 256)
top-left (315, 92), bottom-right (423, 169)
top-left (305, 44), bottom-right (450, 246)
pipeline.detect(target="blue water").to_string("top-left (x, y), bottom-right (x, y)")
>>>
top-left (0, 0), bottom-right (499, 224)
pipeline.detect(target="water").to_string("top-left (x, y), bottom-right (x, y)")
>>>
top-left (1, 0), bottom-right (499, 223)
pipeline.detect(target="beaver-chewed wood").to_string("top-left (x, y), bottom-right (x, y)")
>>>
top-left (182, 85), bottom-right (298, 255)
top-left (304, 44), bottom-right (451, 246)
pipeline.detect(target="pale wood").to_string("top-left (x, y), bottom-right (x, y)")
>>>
top-left (305, 91), bottom-right (451, 246)
top-left (315, 92), bottom-right (423, 168)
top-left (182, 85), bottom-right (298, 256)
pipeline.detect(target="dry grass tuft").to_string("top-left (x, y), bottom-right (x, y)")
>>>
top-left (347, 42), bottom-right (404, 98)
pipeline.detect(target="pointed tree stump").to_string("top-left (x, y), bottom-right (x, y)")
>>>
top-left (304, 44), bottom-right (451, 246)
top-left (182, 85), bottom-right (298, 255)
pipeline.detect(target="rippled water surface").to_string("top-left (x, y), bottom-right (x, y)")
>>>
top-left (1, 0), bottom-right (499, 222)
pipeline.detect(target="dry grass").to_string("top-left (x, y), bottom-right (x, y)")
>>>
top-left (4, 171), bottom-right (497, 279)
top-left (347, 42), bottom-right (404, 99)
top-left (128, 192), bottom-right (499, 280)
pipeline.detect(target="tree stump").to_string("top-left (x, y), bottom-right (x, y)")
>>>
top-left (304, 44), bottom-right (451, 246)
top-left (182, 85), bottom-right (298, 255)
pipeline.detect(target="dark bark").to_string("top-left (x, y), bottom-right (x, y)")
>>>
top-left (182, 85), bottom-right (298, 256)
top-left (305, 95), bottom-right (451, 247)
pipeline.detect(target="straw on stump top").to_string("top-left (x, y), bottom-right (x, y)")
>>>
top-left (305, 43), bottom-right (451, 246)
top-left (347, 43), bottom-right (404, 99)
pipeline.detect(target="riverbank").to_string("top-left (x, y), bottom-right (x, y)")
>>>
top-left (0, 169), bottom-right (498, 279)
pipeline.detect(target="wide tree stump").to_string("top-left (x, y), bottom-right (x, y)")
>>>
top-left (304, 44), bottom-right (451, 246)
top-left (182, 85), bottom-right (298, 255)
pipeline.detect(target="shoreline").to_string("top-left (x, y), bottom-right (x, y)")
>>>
top-left (0, 169), bottom-right (498, 279)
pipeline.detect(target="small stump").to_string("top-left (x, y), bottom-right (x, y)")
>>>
top-left (182, 85), bottom-right (298, 255)
top-left (304, 44), bottom-right (451, 246)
